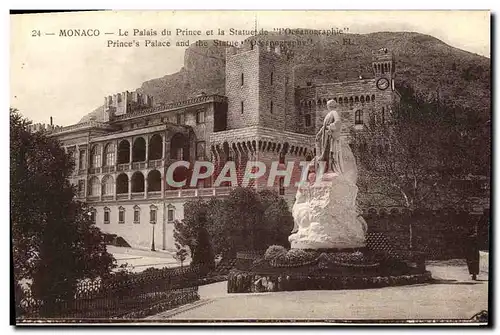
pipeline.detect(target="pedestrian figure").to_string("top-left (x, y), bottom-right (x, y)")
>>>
top-left (465, 232), bottom-right (480, 280)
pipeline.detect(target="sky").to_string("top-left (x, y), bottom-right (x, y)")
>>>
top-left (10, 10), bottom-right (490, 126)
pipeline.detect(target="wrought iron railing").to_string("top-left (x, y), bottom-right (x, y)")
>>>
top-left (148, 159), bottom-right (163, 168)
top-left (131, 192), bottom-right (145, 199)
top-left (88, 167), bottom-right (101, 174)
top-left (132, 162), bottom-right (146, 170)
top-left (16, 266), bottom-right (201, 320)
top-left (117, 163), bottom-right (130, 172)
top-left (102, 166), bottom-right (115, 173)
top-left (147, 191), bottom-right (162, 198)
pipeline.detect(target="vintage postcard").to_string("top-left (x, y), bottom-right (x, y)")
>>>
top-left (10, 10), bottom-right (491, 325)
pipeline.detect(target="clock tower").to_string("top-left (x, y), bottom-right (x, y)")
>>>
top-left (372, 48), bottom-right (395, 92)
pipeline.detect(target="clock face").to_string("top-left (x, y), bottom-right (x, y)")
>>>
top-left (377, 78), bottom-right (390, 90)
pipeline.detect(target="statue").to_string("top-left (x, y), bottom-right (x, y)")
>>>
top-left (289, 100), bottom-right (367, 249)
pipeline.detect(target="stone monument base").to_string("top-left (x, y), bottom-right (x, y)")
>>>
top-left (227, 249), bottom-right (432, 293)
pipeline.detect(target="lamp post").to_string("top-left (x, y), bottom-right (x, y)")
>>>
top-left (151, 222), bottom-right (156, 251)
top-left (150, 204), bottom-right (157, 251)
top-left (166, 203), bottom-right (176, 250)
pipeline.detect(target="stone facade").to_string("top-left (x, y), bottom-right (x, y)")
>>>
top-left (44, 46), bottom-right (401, 250)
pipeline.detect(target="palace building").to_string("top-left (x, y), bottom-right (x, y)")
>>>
top-left (34, 45), bottom-right (400, 250)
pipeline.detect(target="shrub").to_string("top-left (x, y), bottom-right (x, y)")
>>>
top-left (284, 249), bottom-right (313, 263)
top-left (264, 245), bottom-right (287, 261)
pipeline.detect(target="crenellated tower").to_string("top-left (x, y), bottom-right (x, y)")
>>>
top-left (372, 48), bottom-right (395, 92)
top-left (103, 91), bottom-right (154, 121)
top-left (225, 41), bottom-right (295, 132)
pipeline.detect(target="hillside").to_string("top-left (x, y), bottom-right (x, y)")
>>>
top-left (80, 31), bottom-right (490, 122)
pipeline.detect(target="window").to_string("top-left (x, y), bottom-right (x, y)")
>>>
top-left (102, 175), bottom-right (114, 195)
top-left (270, 72), bottom-right (274, 85)
top-left (133, 205), bottom-right (140, 224)
top-left (196, 109), bottom-right (206, 124)
top-left (78, 180), bottom-right (85, 197)
top-left (176, 113), bottom-right (184, 125)
top-left (167, 208), bottom-right (174, 222)
top-left (304, 101), bottom-right (313, 127)
top-left (89, 177), bottom-right (100, 196)
top-left (381, 107), bottom-right (385, 124)
top-left (117, 93), bottom-right (122, 103)
top-left (279, 177), bottom-right (285, 195)
top-left (241, 73), bottom-right (244, 86)
top-left (104, 207), bottom-right (110, 224)
top-left (79, 149), bottom-right (86, 170)
top-left (90, 208), bottom-right (96, 224)
top-left (270, 101), bottom-right (273, 114)
top-left (305, 114), bottom-right (312, 127)
top-left (150, 205), bottom-right (157, 224)
top-left (241, 101), bottom-right (244, 114)
top-left (90, 145), bottom-right (101, 168)
top-left (196, 141), bottom-right (206, 160)
top-left (355, 110), bottom-right (363, 125)
top-left (104, 143), bottom-right (115, 166)
top-left (118, 206), bottom-right (125, 224)
top-left (371, 94), bottom-right (375, 101)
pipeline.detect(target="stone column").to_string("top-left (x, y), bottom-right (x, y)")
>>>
top-left (161, 175), bottom-right (165, 199)
top-left (164, 139), bottom-right (171, 163)
top-left (83, 178), bottom-right (87, 200)
top-left (114, 139), bottom-right (118, 167)
top-left (76, 147), bottom-right (80, 172)
top-left (129, 137), bottom-right (133, 165)
top-left (161, 135), bottom-right (165, 160)
top-left (100, 143), bottom-right (104, 168)
top-left (86, 145), bottom-right (90, 171)
top-left (144, 176), bottom-right (148, 199)
top-left (128, 176), bottom-right (132, 200)
top-left (99, 176), bottom-right (102, 202)
top-left (145, 136), bottom-right (149, 162)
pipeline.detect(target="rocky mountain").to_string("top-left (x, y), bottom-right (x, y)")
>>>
top-left (81, 32), bottom-right (490, 122)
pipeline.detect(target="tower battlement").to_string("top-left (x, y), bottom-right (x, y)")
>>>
top-left (28, 122), bottom-right (62, 133)
top-left (225, 41), bottom-right (284, 59)
top-left (372, 48), bottom-right (395, 78)
top-left (103, 91), bottom-right (154, 121)
top-left (372, 48), bottom-right (394, 61)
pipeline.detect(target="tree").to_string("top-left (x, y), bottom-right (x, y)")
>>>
top-left (10, 109), bottom-right (115, 315)
top-left (173, 198), bottom-right (215, 271)
top-left (258, 189), bottom-right (294, 249)
top-left (350, 85), bottom-right (490, 248)
top-left (174, 245), bottom-right (188, 268)
top-left (206, 188), bottom-right (265, 257)
top-left (206, 187), bottom-right (293, 257)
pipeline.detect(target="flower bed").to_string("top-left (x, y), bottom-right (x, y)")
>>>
top-left (228, 269), bottom-right (433, 293)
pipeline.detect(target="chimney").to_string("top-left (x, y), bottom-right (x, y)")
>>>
top-left (50, 116), bottom-right (53, 126)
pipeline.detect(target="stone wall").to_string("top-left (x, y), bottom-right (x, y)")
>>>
top-left (225, 49), bottom-right (260, 129)
top-left (295, 78), bottom-right (396, 136)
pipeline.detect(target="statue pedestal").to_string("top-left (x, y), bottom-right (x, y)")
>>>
top-left (289, 172), bottom-right (367, 250)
